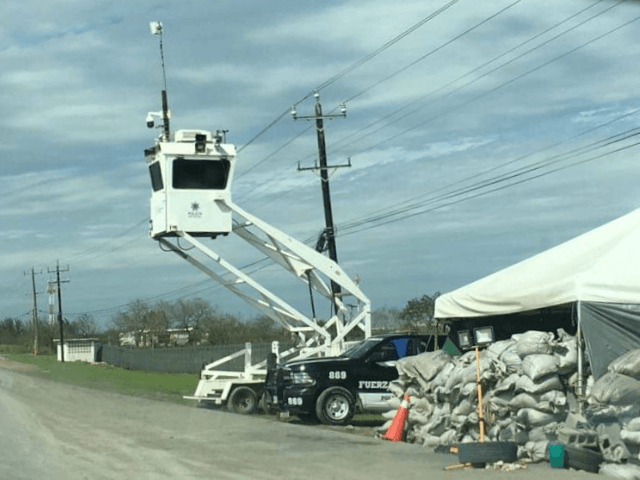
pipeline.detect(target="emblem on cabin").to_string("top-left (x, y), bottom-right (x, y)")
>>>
top-left (188, 202), bottom-right (203, 218)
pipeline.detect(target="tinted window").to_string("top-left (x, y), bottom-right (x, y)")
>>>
top-left (173, 158), bottom-right (230, 190)
top-left (149, 162), bottom-right (164, 192)
top-left (369, 338), bottom-right (411, 362)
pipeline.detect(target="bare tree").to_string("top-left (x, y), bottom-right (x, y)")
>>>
top-left (112, 300), bottom-right (151, 347)
top-left (73, 313), bottom-right (99, 338)
top-left (167, 298), bottom-right (213, 345)
top-left (400, 293), bottom-right (441, 334)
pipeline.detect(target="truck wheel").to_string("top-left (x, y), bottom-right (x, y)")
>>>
top-left (315, 387), bottom-right (355, 425)
top-left (227, 387), bottom-right (258, 414)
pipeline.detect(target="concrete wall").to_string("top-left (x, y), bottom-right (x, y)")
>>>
top-left (56, 339), bottom-right (98, 362)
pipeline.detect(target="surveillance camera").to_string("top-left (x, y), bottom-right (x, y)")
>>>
top-left (146, 114), bottom-right (154, 128)
top-left (150, 21), bottom-right (163, 35)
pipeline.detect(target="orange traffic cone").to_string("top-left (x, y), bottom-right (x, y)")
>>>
top-left (383, 394), bottom-right (410, 441)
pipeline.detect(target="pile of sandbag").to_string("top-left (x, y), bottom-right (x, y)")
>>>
top-left (586, 348), bottom-right (640, 470)
top-left (381, 329), bottom-right (582, 462)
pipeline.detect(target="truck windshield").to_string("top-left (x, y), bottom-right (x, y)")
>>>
top-left (340, 338), bottom-right (383, 359)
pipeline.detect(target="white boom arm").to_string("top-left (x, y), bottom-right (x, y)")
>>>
top-left (158, 200), bottom-right (371, 357)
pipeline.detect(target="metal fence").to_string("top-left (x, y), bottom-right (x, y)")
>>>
top-left (101, 342), bottom-right (293, 374)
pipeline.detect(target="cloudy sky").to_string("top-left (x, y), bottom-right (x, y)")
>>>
top-left (3, 0), bottom-right (640, 329)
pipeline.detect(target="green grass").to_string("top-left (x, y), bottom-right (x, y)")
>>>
top-left (3, 355), bottom-right (387, 426)
top-left (4, 354), bottom-right (200, 405)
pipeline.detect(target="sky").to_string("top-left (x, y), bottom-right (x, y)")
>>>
top-left (2, 0), bottom-right (640, 330)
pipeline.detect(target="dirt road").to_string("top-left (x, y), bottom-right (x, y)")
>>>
top-left (0, 363), bottom-right (600, 480)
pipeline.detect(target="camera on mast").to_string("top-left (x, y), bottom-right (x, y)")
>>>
top-left (150, 21), bottom-right (163, 35)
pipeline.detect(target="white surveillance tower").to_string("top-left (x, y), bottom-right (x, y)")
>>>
top-left (143, 22), bottom-right (370, 407)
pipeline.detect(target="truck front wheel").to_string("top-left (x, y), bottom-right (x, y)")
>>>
top-left (227, 387), bottom-right (258, 414)
top-left (315, 387), bottom-right (355, 425)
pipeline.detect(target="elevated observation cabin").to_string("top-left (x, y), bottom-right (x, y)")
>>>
top-left (144, 129), bottom-right (236, 238)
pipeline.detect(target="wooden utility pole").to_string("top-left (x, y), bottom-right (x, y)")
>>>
top-left (48, 261), bottom-right (70, 362)
top-left (293, 93), bottom-right (351, 313)
top-left (24, 268), bottom-right (42, 355)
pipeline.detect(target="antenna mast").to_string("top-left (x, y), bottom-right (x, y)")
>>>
top-left (150, 21), bottom-right (171, 141)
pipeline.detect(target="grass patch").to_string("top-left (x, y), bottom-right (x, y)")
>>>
top-left (4, 354), bottom-right (199, 405)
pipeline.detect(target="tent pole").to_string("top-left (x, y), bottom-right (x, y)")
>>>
top-left (576, 301), bottom-right (584, 412)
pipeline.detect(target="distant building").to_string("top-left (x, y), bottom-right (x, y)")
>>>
top-left (118, 328), bottom-right (198, 347)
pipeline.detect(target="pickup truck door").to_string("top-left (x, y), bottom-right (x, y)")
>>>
top-left (353, 337), bottom-right (413, 411)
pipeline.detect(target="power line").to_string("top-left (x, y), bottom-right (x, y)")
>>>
top-left (315, 0), bottom-right (463, 93)
top-left (235, 0), bottom-right (613, 209)
top-left (236, 0), bottom-right (461, 155)
top-left (327, 0), bottom-right (608, 155)
top-left (338, 131), bottom-right (640, 236)
top-left (340, 107), bottom-right (640, 230)
top-left (340, 0), bottom-right (629, 159)
top-left (345, 0), bottom-right (525, 104)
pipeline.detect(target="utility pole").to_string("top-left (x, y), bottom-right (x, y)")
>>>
top-left (292, 93), bottom-right (351, 313)
top-left (48, 261), bottom-right (70, 362)
top-left (24, 268), bottom-right (42, 355)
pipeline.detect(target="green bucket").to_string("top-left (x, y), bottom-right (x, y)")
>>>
top-left (548, 444), bottom-right (566, 469)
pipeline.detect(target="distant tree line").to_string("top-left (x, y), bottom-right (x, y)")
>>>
top-left (110, 297), bottom-right (291, 348)
top-left (0, 292), bottom-right (444, 354)
top-left (0, 313), bottom-right (100, 355)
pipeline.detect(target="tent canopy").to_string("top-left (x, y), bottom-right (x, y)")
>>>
top-left (435, 207), bottom-right (640, 319)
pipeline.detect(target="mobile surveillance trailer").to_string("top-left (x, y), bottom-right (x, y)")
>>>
top-left (143, 23), bottom-right (371, 414)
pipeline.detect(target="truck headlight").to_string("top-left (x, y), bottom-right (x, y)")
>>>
top-left (291, 372), bottom-right (315, 385)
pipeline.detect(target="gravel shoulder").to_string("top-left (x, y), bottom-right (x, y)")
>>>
top-left (0, 357), bottom-right (601, 480)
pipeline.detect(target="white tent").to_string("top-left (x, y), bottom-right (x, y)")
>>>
top-left (436, 207), bottom-right (640, 319)
top-left (434, 207), bottom-right (640, 379)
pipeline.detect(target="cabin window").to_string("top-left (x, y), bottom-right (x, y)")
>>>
top-left (172, 158), bottom-right (230, 190)
top-left (149, 162), bottom-right (164, 192)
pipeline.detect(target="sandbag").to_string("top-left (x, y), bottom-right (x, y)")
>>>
top-left (439, 429), bottom-right (458, 445)
top-left (522, 354), bottom-right (559, 381)
top-left (515, 373), bottom-right (563, 394)
top-left (386, 397), bottom-right (401, 410)
top-left (429, 361), bottom-right (456, 388)
top-left (408, 409), bottom-right (429, 426)
top-left (499, 347), bottom-right (523, 373)
top-left (554, 337), bottom-right (578, 375)
top-left (522, 440), bottom-right (550, 463)
top-left (459, 381), bottom-right (476, 397)
top-left (388, 381), bottom-right (405, 397)
top-left (627, 418), bottom-right (640, 432)
top-left (621, 430), bottom-right (640, 445)
top-left (514, 331), bottom-right (555, 358)
top-left (457, 355), bottom-right (506, 384)
top-left (486, 339), bottom-right (515, 360)
top-left (410, 397), bottom-right (432, 411)
top-left (396, 350), bottom-right (452, 391)
top-left (609, 349), bottom-right (640, 380)
top-left (493, 373), bottom-right (520, 394)
top-left (423, 415), bottom-right (448, 436)
top-left (599, 463), bottom-right (640, 480)
top-left (528, 423), bottom-right (559, 442)
top-left (382, 409), bottom-right (397, 420)
top-left (498, 422), bottom-right (529, 444)
top-left (452, 398), bottom-right (475, 416)
top-left (421, 434), bottom-right (441, 448)
top-left (537, 390), bottom-right (567, 413)
top-left (509, 393), bottom-right (539, 410)
top-left (516, 408), bottom-right (560, 428)
top-left (590, 373), bottom-right (640, 406)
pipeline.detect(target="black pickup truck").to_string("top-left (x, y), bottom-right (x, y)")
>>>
top-left (263, 334), bottom-right (444, 425)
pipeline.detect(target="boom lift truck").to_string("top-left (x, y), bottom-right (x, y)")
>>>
top-left (143, 24), bottom-right (371, 414)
